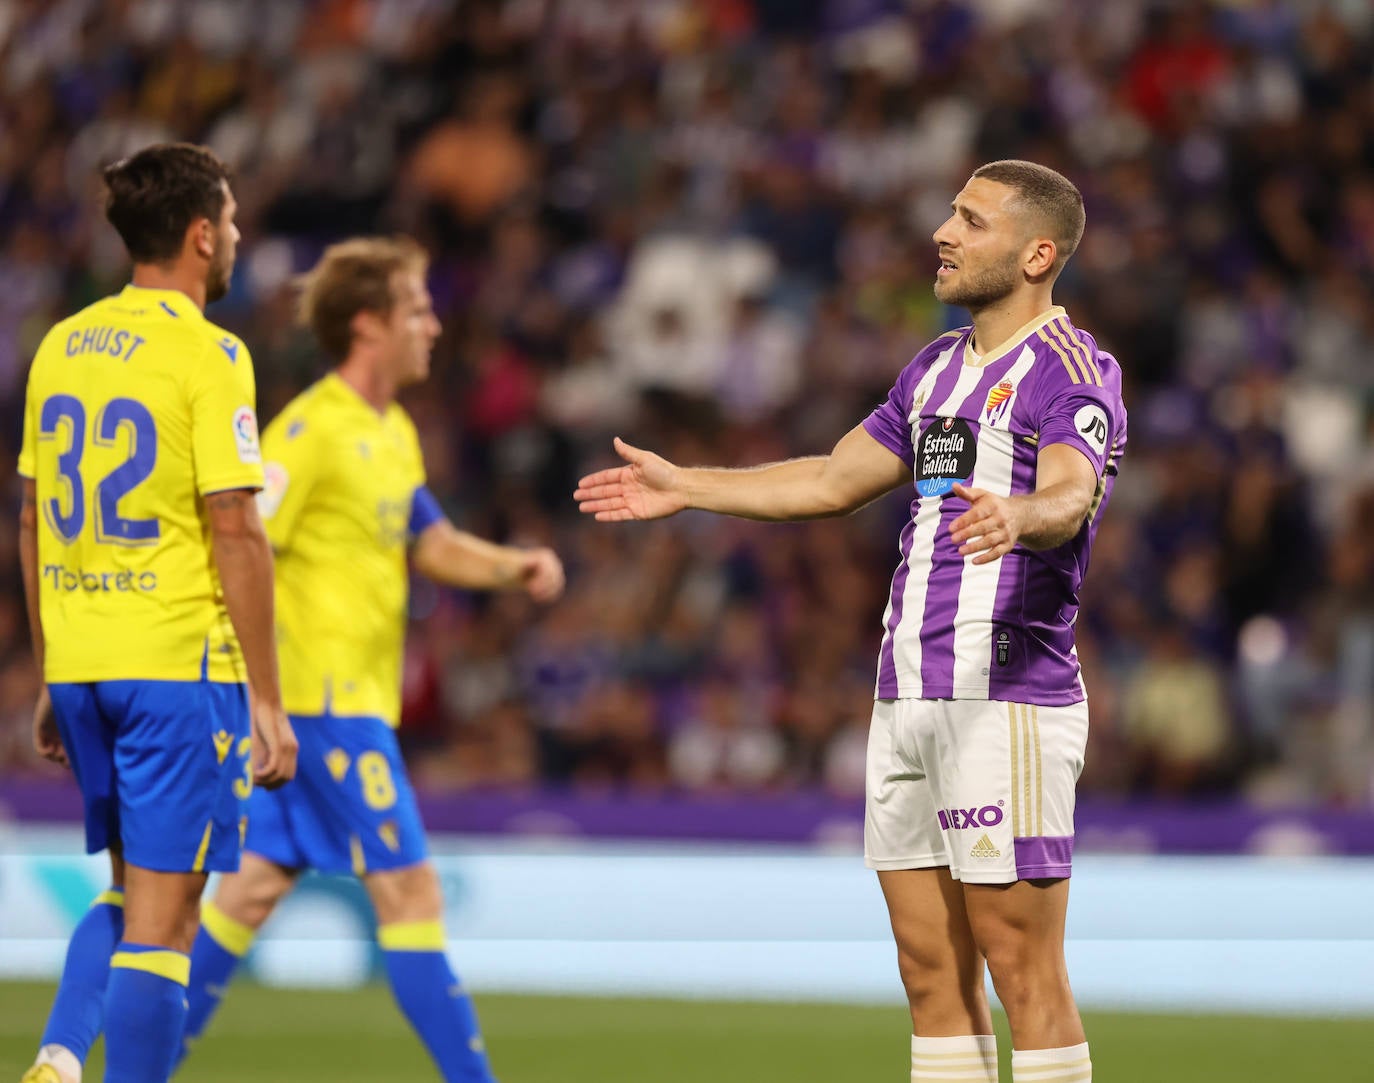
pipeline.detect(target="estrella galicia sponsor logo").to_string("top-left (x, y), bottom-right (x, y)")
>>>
top-left (916, 417), bottom-right (977, 498)
top-left (43, 564), bottom-right (157, 593)
top-left (937, 803), bottom-right (1005, 831)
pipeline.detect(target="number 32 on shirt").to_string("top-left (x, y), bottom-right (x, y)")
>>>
top-left (39, 393), bottom-right (159, 545)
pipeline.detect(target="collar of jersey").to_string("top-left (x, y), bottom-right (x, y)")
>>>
top-left (322, 371), bottom-right (392, 422)
top-left (119, 284), bottom-right (204, 321)
top-left (964, 305), bottom-right (1066, 368)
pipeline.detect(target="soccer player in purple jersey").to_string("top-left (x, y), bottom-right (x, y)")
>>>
top-left (575, 160), bottom-right (1125, 1083)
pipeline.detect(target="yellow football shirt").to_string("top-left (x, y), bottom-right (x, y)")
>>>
top-left (18, 285), bottom-right (264, 683)
top-left (257, 373), bottom-right (427, 725)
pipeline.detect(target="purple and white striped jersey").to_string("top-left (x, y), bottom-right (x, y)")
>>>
top-left (861, 307), bottom-right (1127, 706)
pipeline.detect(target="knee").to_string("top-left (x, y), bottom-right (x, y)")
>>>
top-left (370, 861), bottom-right (443, 926)
top-left (894, 938), bottom-right (980, 1013)
top-left (214, 865), bottom-right (294, 931)
top-left (977, 929), bottom-right (1063, 1014)
top-left (895, 942), bottom-right (943, 1000)
top-left (241, 887), bottom-right (284, 929)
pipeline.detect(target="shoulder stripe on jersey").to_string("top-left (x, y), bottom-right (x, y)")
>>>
top-left (1048, 319), bottom-right (1102, 387)
top-left (1036, 328), bottom-right (1081, 384)
top-left (1071, 325), bottom-right (1105, 386)
top-left (1061, 321), bottom-right (1103, 386)
top-left (1065, 324), bottom-right (1103, 386)
top-left (1044, 321), bottom-right (1093, 385)
top-left (159, 301), bottom-right (179, 318)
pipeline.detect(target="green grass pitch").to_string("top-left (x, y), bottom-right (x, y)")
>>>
top-left (0, 981), bottom-right (1369, 1081)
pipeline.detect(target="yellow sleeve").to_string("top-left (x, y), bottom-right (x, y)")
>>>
top-left (256, 408), bottom-right (323, 552)
top-left (187, 336), bottom-right (264, 495)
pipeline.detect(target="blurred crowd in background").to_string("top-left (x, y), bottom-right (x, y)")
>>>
top-left (0, 0), bottom-right (1371, 808)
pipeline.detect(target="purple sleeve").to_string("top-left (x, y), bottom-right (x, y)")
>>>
top-left (861, 367), bottom-right (918, 468)
top-left (1035, 351), bottom-right (1123, 475)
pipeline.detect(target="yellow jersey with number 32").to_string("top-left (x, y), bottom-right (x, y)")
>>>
top-left (18, 285), bottom-right (264, 684)
top-left (256, 373), bottom-right (427, 726)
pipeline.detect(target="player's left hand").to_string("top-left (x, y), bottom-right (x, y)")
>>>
top-left (949, 483), bottom-right (1022, 565)
top-left (516, 548), bottom-right (565, 603)
top-left (32, 686), bottom-right (68, 768)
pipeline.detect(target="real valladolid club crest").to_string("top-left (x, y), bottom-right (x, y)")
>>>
top-left (985, 380), bottom-right (1015, 425)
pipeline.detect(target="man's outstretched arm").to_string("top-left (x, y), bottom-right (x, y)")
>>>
top-left (412, 521), bottom-right (565, 603)
top-left (574, 424), bottom-right (911, 524)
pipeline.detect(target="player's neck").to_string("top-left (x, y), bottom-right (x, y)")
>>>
top-left (129, 264), bottom-right (207, 311)
top-left (967, 290), bottom-right (1055, 357)
top-left (334, 356), bottom-right (396, 414)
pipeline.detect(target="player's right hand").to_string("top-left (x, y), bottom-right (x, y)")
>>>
top-left (32, 686), bottom-right (68, 768)
top-left (574, 437), bottom-right (687, 521)
top-left (250, 700), bottom-right (299, 790)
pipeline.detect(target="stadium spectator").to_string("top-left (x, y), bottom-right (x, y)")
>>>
top-left (0, 0), bottom-right (1372, 813)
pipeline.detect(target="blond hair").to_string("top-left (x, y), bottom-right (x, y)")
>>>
top-left (297, 236), bottom-right (429, 361)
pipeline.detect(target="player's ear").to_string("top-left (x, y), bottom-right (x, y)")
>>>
top-left (191, 216), bottom-right (216, 261)
top-left (350, 308), bottom-right (385, 346)
top-left (1024, 236), bottom-right (1057, 281)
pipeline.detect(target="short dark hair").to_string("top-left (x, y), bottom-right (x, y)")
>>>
top-left (972, 160), bottom-right (1085, 273)
top-left (297, 236), bottom-right (430, 362)
top-left (102, 143), bottom-right (231, 264)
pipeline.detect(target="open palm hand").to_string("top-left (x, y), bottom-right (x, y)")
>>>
top-left (574, 437), bottom-right (687, 522)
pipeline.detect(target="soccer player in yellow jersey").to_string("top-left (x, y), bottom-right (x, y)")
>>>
top-left (17, 144), bottom-right (298, 1083)
top-left (177, 236), bottom-right (565, 1081)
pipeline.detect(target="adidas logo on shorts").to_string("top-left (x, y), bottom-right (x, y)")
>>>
top-left (969, 834), bottom-right (1001, 859)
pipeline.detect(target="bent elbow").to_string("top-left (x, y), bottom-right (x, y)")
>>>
top-left (814, 487), bottom-right (858, 518)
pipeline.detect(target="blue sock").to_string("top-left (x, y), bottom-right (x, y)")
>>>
top-left (380, 921), bottom-right (495, 1082)
top-left (103, 943), bottom-right (190, 1083)
top-left (178, 900), bottom-right (256, 1069)
top-left (40, 887), bottom-right (125, 1063)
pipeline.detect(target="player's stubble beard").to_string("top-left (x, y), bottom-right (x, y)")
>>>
top-left (933, 247), bottom-right (1021, 312)
top-left (205, 228), bottom-right (233, 303)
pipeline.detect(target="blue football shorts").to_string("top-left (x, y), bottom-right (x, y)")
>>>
top-left (244, 712), bottom-right (428, 876)
top-left (48, 680), bottom-right (252, 873)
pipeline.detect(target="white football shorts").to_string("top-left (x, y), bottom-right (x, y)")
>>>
top-left (864, 698), bottom-right (1089, 884)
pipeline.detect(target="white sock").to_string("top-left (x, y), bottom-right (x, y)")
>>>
top-left (35, 1043), bottom-right (82, 1082)
top-left (1011, 1042), bottom-right (1091, 1082)
top-left (911, 1034), bottom-right (998, 1082)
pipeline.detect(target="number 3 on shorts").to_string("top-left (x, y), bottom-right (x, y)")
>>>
top-left (357, 750), bottom-right (397, 810)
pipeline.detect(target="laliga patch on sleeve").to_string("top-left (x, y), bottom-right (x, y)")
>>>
top-left (257, 462), bottom-right (288, 519)
top-left (233, 405), bottom-right (261, 464)
top-left (1073, 404), bottom-right (1109, 455)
